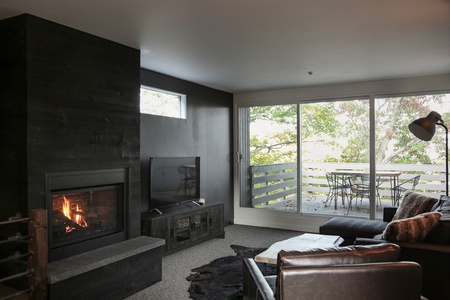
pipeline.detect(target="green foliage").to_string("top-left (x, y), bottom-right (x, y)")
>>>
top-left (301, 103), bottom-right (342, 140)
top-left (249, 103), bottom-right (343, 165)
top-left (248, 95), bottom-right (447, 166)
top-left (250, 105), bottom-right (297, 124)
top-left (373, 95), bottom-right (445, 164)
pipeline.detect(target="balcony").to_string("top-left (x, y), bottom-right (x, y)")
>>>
top-left (249, 162), bottom-right (447, 219)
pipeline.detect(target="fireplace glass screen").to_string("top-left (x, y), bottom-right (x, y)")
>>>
top-left (50, 184), bottom-right (124, 248)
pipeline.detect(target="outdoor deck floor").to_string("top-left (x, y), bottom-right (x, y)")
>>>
top-left (258, 194), bottom-right (389, 219)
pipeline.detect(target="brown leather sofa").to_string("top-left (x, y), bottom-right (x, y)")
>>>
top-left (243, 243), bottom-right (425, 300)
top-left (319, 195), bottom-right (450, 300)
top-left (355, 238), bottom-right (450, 300)
top-left (319, 192), bottom-right (444, 246)
top-left (355, 211), bottom-right (450, 300)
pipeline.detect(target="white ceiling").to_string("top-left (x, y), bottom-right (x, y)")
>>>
top-left (1, 0), bottom-right (449, 93)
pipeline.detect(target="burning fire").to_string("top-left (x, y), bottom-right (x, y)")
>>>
top-left (63, 196), bottom-right (88, 233)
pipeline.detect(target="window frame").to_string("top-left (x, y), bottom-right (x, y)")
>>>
top-left (140, 85), bottom-right (187, 119)
top-left (234, 90), bottom-right (449, 224)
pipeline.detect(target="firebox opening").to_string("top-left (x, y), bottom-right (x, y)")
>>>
top-left (50, 184), bottom-right (124, 249)
top-left (46, 168), bottom-right (129, 261)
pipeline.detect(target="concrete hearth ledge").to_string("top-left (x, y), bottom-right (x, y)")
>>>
top-left (47, 236), bottom-right (165, 284)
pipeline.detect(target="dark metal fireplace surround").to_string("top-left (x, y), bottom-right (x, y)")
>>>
top-left (46, 168), bottom-right (129, 262)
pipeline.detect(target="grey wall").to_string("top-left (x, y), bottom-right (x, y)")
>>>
top-left (140, 69), bottom-right (234, 224)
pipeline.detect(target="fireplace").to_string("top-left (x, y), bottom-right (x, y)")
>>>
top-left (50, 184), bottom-right (123, 247)
top-left (46, 168), bottom-right (129, 261)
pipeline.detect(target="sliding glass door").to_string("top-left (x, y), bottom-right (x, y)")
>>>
top-left (238, 99), bottom-right (371, 217)
top-left (237, 93), bottom-right (449, 218)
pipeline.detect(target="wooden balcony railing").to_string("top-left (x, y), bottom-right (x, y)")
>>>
top-left (250, 162), bottom-right (297, 207)
top-left (250, 162), bottom-right (447, 208)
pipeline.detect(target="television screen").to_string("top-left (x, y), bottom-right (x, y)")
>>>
top-left (149, 157), bottom-right (200, 209)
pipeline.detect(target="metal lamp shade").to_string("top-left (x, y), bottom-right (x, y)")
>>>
top-left (408, 111), bottom-right (442, 141)
top-left (408, 110), bottom-right (448, 197)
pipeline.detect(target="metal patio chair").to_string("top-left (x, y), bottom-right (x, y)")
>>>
top-left (325, 172), bottom-right (349, 209)
top-left (393, 175), bottom-right (421, 205)
top-left (347, 175), bottom-right (382, 213)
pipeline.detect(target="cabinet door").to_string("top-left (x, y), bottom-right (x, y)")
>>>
top-left (172, 214), bottom-right (192, 248)
top-left (208, 204), bottom-right (224, 236)
top-left (192, 211), bottom-right (209, 240)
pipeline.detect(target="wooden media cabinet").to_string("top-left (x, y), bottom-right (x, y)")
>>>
top-left (141, 202), bottom-right (224, 254)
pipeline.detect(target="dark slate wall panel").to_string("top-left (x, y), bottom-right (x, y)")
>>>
top-left (140, 69), bottom-right (234, 224)
top-left (0, 16), bottom-right (29, 220)
top-left (0, 14), bottom-right (141, 238)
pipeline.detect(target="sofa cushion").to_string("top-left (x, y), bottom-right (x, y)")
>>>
top-left (277, 243), bottom-right (400, 267)
top-left (382, 212), bottom-right (441, 242)
top-left (392, 191), bottom-right (438, 220)
top-left (319, 217), bottom-right (388, 244)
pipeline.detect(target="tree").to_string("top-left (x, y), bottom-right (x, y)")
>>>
top-left (249, 103), bottom-right (341, 165)
top-left (249, 95), bottom-right (447, 165)
top-left (374, 95), bottom-right (445, 164)
top-left (338, 95), bottom-right (445, 164)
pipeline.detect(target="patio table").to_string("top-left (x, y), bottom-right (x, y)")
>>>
top-left (330, 170), bottom-right (402, 209)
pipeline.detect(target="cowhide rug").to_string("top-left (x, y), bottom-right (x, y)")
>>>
top-left (186, 245), bottom-right (277, 300)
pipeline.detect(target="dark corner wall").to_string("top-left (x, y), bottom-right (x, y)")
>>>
top-left (0, 13), bottom-right (234, 228)
top-left (140, 69), bottom-right (234, 225)
top-left (0, 14), bottom-right (141, 238)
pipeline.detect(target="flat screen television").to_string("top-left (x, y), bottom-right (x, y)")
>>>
top-left (149, 156), bottom-right (200, 210)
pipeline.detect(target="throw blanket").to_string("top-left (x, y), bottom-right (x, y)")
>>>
top-left (382, 211), bottom-right (442, 242)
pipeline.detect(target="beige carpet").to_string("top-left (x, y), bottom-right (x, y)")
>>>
top-left (126, 224), bottom-right (303, 300)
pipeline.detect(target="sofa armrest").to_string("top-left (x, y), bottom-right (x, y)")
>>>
top-left (355, 237), bottom-right (450, 254)
top-left (354, 237), bottom-right (387, 245)
top-left (395, 241), bottom-right (450, 300)
top-left (243, 258), bottom-right (275, 300)
top-left (383, 206), bottom-right (397, 222)
top-left (395, 241), bottom-right (450, 254)
top-left (356, 238), bottom-right (450, 300)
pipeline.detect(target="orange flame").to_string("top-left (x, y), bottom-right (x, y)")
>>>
top-left (63, 197), bottom-right (72, 220)
top-left (75, 204), bottom-right (88, 227)
top-left (63, 196), bottom-right (88, 232)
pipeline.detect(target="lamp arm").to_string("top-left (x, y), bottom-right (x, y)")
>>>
top-left (437, 122), bottom-right (448, 197)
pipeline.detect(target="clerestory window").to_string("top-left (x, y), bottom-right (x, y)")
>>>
top-left (140, 85), bottom-right (187, 119)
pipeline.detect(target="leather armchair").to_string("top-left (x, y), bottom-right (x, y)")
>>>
top-left (243, 243), bottom-right (424, 300)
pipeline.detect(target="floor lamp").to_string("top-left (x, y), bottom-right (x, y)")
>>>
top-left (408, 111), bottom-right (449, 199)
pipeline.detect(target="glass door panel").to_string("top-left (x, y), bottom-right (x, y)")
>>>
top-left (375, 93), bottom-right (450, 215)
top-left (299, 99), bottom-right (370, 217)
top-left (239, 104), bottom-right (298, 213)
